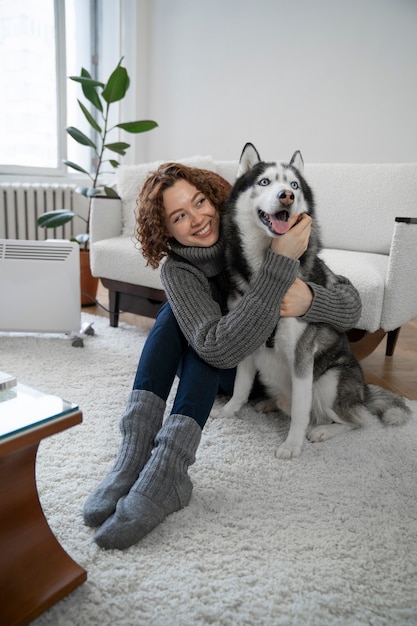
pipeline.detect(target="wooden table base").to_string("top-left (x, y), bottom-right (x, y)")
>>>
top-left (0, 440), bottom-right (87, 626)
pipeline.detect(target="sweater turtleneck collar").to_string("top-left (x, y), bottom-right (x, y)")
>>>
top-left (169, 236), bottom-right (225, 278)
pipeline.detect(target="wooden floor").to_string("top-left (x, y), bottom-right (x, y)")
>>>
top-left (88, 282), bottom-right (417, 402)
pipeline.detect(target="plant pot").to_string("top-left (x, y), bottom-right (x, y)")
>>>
top-left (80, 250), bottom-right (99, 307)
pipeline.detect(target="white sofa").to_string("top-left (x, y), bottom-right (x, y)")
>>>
top-left (90, 155), bottom-right (417, 358)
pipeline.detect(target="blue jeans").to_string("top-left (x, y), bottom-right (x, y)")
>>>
top-left (132, 302), bottom-right (236, 429)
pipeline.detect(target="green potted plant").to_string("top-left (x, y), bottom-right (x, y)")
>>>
top-left (38, 57), bottom-right (157, 304)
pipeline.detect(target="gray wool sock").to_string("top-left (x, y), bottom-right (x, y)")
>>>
top-left (83, 390), bottom-right (165, 527)
top-left (94, 413), bottom-right (202, 550)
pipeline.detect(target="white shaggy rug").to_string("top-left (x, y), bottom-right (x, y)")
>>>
top-left (1, 314), bottom-right (417, 626)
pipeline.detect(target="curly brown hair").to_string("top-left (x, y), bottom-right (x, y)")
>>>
top-left (136, 162), bottom-right (232, 269)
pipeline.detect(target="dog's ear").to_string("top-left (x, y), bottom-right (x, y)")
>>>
top-left (290, 150), bottom-right (304, 173)
top-left (237, 143), bottom-right (261, 178)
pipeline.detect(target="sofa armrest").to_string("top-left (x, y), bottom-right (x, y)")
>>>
top-left (381, 218), bottom-right (417, 330)
top-left (90, 197), bottom-right (122, 244)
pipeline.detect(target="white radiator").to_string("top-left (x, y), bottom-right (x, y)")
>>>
top-left (0, 183), bottom-right (77, 240)
top-left (0, 239), bottom-right (81, 333)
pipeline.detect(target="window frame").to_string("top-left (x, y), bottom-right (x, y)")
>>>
top-left (0, 0), bottom-right (68, 179)
top-left (0, 0), bottom-right (127, 183)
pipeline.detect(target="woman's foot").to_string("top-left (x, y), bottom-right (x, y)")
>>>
top-left (94, 414), bottom-right (201, 549)
top-left (83, 390), bottom-right (165, 527)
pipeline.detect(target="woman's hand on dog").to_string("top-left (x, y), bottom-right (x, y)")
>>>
top-left (270, 213), bottom-right (312, 260)
top-left (269, 213), bottom-right (313, 316)
top-left (280, 278), bottom-right (313, 317)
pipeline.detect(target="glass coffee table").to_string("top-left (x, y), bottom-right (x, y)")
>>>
top-left (0, 374), bottom-right (87, 625)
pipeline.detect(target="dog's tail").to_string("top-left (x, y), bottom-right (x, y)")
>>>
top-left (364, 384), bottom-right (411, 426)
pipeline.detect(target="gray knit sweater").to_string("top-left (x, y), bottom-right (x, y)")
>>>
top-left (161, 237), bottom-right (361, 370)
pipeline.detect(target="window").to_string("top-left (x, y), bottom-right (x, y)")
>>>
top-left (0, 0), bottom-right (116, 179)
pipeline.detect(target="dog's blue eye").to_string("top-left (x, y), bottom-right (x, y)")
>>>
top-left (259, 178), bottom-right (270, 186)
top-left (291, 181), bottom-right (299, 190)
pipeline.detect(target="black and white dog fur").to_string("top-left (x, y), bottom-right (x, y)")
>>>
top-left (220, 143), bottom-right (410, 459)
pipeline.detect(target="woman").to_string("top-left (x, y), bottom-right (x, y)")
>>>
top-left (85, 164), bottom-right (361, 550)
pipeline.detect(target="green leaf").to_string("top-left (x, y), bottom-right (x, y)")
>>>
top-left (73, 233), bottom-right (90, 245)
top-left (78, 100), bottom-right (102, 133)
top-left (104, 141), bottom-right (130, 155)
top-left (109, 159), bottom-right (120, 168)
top-left (67, 126), bottom-right (97, 149)
top-left (74, 186), bottom-right (102, 197)
top-left (37, 210), bottom-right (75, 228)
top-left (116, 120), bottom-right (158, 133)
top-left (70, 75), bottom-right (104, 89)
top-left (63, 160), bottom-right (91, 176)
top-left (102, 65), bottom-right (130, 104)
top-left (74, 186), bottom-right (92, 196)
top-left (77, 68), bottom-right (103, 113)
top-left (104, 186), bottom-right (120, 198)
top-left (86, 188), bottom-right (102, 197)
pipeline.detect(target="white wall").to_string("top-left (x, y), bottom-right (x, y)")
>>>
top-left (131, 0), bottom-right (417, 164)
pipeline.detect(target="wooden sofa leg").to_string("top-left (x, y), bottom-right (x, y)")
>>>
top-left (347, 328), bottom-right (386, 361)
top-left (386, 327), bottom-right (400, 357)
top-left (108, 290), bottom-right (120, 328)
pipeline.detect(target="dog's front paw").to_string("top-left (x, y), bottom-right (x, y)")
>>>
top-left (221, 399), bottom-right (240, 418)
top-left (210, 405), bottom-right (223, 419)
top-left (276, 441), bottom-right (303, 460)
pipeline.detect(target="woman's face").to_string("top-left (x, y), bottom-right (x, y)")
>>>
top-left (163, 179), bottom-right (220, 248)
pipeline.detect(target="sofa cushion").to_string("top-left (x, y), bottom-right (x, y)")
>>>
top-left (215, 160), bottom-right (240, 185)
top-left (117, 156), bottom-right (216, 238)
top-left (92, 236), bottom-right (164, 290)
top-left (319, 248), bottom-right (388, 332)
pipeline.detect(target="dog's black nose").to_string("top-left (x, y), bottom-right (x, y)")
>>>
top-left (278, 190), bottom-right (294, 206)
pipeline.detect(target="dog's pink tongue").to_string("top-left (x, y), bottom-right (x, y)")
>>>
top-left (270, 214), bottom-right (290, 235)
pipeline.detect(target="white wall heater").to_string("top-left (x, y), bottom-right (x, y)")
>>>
top-left (0, 239), bottom-right (81, 333)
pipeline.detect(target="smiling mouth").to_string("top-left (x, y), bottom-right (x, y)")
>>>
top-left (195, 222), bottom-right (211, 237)
top-left (258, 209), bottom-right (290, 235)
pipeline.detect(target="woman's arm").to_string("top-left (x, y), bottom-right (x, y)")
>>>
top-left (279, 273), bottom-right (362, 332)
top-left (302, 274), bottom-right (362, 332)
top-left (162, 250), bottom-right (299, 369)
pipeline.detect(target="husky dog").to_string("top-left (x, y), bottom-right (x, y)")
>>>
top-left (221, 143), bottom-right (410, 459)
